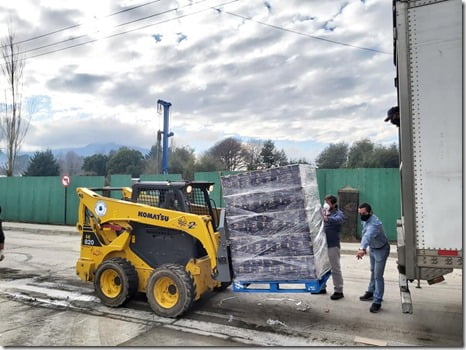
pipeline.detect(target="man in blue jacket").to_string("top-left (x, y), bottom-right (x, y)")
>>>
top-left (322, 195), bottom-right (345, 300)
top-left (356, 202), bottom-right (390, 313)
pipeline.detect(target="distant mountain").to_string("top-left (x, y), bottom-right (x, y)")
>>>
top-left (50, 142), bottom-right (151, 157)
top-left (0, 143), bottom-right (151, 163)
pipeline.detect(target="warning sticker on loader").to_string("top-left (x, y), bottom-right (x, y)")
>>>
top-left (177, 216), bottom-right (196, 229)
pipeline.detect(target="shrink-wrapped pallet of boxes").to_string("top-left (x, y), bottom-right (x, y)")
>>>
top-left (221, 164), bottom-right (330, 282)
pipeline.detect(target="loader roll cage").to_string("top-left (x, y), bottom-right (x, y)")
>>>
top-left (88, 181), bottom-right (220, 230)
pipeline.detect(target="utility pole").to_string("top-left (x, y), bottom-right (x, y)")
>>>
top-left (157, 100), bottom-right (173, 174)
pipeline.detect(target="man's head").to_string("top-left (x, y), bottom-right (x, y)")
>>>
top-left (385, 106), bottom-right (400, 127)
top-left (324, 194), bottom-right (338, 209)
top-left (358, 202), bottom-right (372, 221)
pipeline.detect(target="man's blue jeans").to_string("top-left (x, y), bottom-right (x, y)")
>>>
top-left (368, 244), bottom-right (390, 304)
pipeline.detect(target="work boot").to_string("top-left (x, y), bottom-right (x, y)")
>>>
top-left (330, 292), bottom-right (344, 300)
top-left (317, 288), bottom-right (327, 294)
top-left (0, 249), bottom-right (4, 261)
top-left (359, 291), bottom-right (373, 301)
top-left (370, 303), bottom-right (381, 313)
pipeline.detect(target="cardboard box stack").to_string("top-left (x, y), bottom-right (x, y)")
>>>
top-left (221, 164), bottom-right (330, 282)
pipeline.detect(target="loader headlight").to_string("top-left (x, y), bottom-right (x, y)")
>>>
top-left (186, 185), bottom-right (193, 193)
top-left (208, 185), bottom-right (214, 192)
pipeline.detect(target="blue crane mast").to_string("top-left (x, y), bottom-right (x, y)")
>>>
top-left (157, 99), bottom-right (173, 174)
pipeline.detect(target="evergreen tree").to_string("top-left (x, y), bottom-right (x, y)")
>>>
top-left (82, 154), bottom-right (108, 176)
top-left (23, 150), bottom-right (60, 176)
top-left (260, 140), bottom-right (289, 168)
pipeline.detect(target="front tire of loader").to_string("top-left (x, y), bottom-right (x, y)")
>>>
top-left (146, 264), bottom-right (195, 318)
top-left (213, 281), bottom-right (231, 292)
top-left (94, 258), bottom-right (138, 307)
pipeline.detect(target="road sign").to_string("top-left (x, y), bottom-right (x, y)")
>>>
top-left (61, 175), bottom-right (71, 187)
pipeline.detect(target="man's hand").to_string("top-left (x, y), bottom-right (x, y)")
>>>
top-left (356, 249), bottom-right (366, 260)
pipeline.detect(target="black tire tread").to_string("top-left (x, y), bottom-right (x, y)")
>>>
top-left (94, 257), bottom-right (138, 307)
top-left (146, 263), bottom-right (195, 318)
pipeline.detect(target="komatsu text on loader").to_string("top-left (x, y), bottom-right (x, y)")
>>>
top-left (75, 181), bottom-right (233, 318)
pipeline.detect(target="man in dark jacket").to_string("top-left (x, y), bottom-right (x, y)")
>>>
top-left (322, 195), bottom-right (345, 300)
top-left (0, 206), bottom-right (4, 261)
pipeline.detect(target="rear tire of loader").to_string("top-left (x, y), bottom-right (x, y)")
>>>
top-left (94, 258), bottom-right (138, 307)
top-left (146, 264), bottom-right (195, 318)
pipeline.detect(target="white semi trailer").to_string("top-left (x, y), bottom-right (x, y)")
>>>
top-left (391, 0), bottom-right (463, 313)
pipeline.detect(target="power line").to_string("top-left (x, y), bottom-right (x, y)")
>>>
top-left (2, 0), bottom-right (164, 48)
top-left (5, 1), bottom-right (389, 62)
top-left (211, 7), bottom-right (391, 55)
top-left (24, 0), bottom-right (239, 60)
top-left (9, 0), bottom-right (214, 59)
top-left (17, 7), bottom-right (176, 57)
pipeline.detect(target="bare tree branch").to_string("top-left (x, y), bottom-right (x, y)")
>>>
top-left (1, 24), bottom-right (31, 176)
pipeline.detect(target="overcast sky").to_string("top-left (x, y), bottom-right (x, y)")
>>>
top-left (0, 0), bottom-right (398, 163)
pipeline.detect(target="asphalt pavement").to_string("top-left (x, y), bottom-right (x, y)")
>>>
top-left (3, 221), bottom-right (398, 257)
top-left (2, 221), bottom-right (461, 346)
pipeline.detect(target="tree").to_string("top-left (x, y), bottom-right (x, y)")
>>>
top-left (370, 143), bottom-right (399, 168)
top-left (107, 147), bottom-right (144, 177)
top-left (82, 153), bottom-right (108, 176)
top-left (23, 150), bottom-right (60, 176)
top-left (1, 26), bottom-right (31, 176)
top-left (260, 140), bottom-right (289, 168)
top-left (168, 146), bottom-right (196, 180)
top-left (194, 153), bottom-right (224, 172)
top-left (317, 139), bottom-right (399, 169)
top-left (315, 143), bottom-right (349, 169)
top-left (12, 153), bottom-right (29, 175)
top-left (289, 157), bottom-right (310, 165)
top-left (58, 151), bottom-right (83, 176)
top-left (207, 137), bottom-right (246, 171)
top-left (260, 140), bottom-right (275, 168)
top-left (274, 148), bottom-right (289, 167)
top-left (347, 139), bottom-right (374, 168)
top-left (144, 144), bottom-right (162, 174)
top-left (242, 139), bottom-right (264, 170)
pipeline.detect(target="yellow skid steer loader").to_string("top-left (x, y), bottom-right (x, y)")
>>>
top-left (75, 181), bottom-right (232, 318)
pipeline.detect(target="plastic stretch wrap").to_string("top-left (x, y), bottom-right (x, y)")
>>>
top-left (221, 164), bottom-right (330, 281)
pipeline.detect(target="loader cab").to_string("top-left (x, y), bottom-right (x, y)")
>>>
top-left (130, 181), bottom-right (220, 229)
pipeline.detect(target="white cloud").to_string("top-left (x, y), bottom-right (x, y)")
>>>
top-left (0, 0), bottom-right (398, 162)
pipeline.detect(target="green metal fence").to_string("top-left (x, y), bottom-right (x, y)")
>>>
top-left (317, 168), bottom-right (401, 240)
top-left (0, 176), bottom-right (104, 225)
top-left (0, 168), bottom-right (400, 239)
